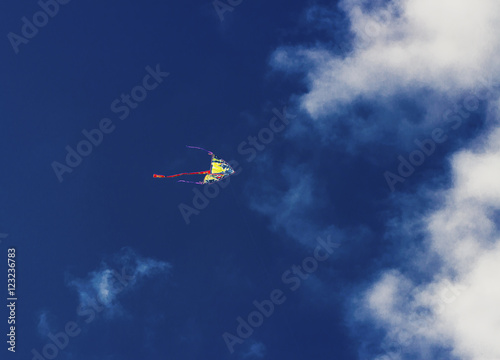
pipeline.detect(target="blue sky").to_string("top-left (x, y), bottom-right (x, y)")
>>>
top-left (2, 0), bottom-right (500, 359)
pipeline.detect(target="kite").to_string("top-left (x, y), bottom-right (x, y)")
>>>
top-left (153, 146), bottom-right (235, 184)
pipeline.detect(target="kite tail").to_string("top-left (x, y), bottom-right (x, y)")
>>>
top-left (163, 170), bottom-right (210, 178)
top-left (186, 145), bottom-right (213, 155)
top-left (177, 180), bottom-right (204, 184)
top-left (153, 171), bottom-right (209, 178)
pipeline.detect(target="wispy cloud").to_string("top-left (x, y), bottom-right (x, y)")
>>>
top-left (36, 311), bottom-right (52, 337)
top-left (249, 165), bottom-right (316, 242)
top-left (67, 248), bottom-right (171, 318)
top-left (248, 163), bottom-right (346, 248)
top-left (241, 341), bottom-right (266, 359)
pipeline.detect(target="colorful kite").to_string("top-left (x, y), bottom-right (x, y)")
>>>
top-left (153, 146), bottom-right (235, 184)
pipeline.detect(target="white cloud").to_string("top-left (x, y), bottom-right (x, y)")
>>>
top-left (273, 0), bottom-right (500, 119)
top-left (262, 1), bottom-right (500, 358)
top-left (269, 0), bottom-right (500, 155)
top-left (68, 248), bottom-right (171, 318)
top-left (359, 126), bottom-right (500, 360)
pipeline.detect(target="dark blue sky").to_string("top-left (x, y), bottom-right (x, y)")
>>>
top-left (2, 1), bottom-right (499, 360)
top-left (1, 1), bottom-right (358, 359)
